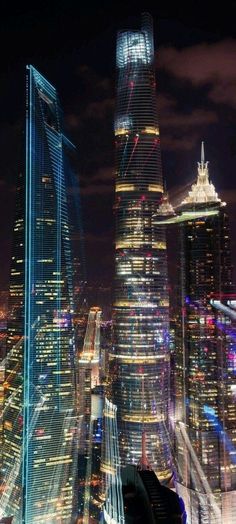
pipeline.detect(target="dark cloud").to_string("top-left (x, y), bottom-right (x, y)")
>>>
top-left (65, 66), bottom-right (114, 181)
top-left (84, 98), bottom-right (115, 119)
top-left (158, 94), bottom-right (218, 151)
top-left (80, 166), bottom-right (114, 196)
top-left (159, 98), bottom-right (218, 129)
top-left (85, 232), bottom-right (111, 244)
top-left (158, 40), bottom-right (236, 107)
top-left (66, 94), bottom-right (114, 131)
top-left (161, 133), bottom-right (200, 152)
top-left (221, 188), bottom-right (236, 205)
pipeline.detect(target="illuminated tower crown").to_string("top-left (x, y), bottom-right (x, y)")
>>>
top-left (182, 142), bottom-right (221, 205)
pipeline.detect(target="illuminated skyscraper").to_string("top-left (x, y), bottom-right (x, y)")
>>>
top-left (110, 13), bottom-right (170, 479)
top-left (102, 398), bottom-right (125, 524)
top-left (157, 144), bottom-right (236, 522)
top-left (78, 306), bottom-right (102, 522)
top-left (1, 66), bottom-right (78, 523)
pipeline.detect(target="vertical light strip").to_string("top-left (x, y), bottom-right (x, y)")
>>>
top-left (103, 398), bottom-right (125, 524)
top-left (23, 64), bottom-right (32, 523)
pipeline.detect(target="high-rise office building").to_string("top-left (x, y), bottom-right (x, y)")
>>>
top-left (157, 145), bottom-right (236, 522)
top-left (78, 306), bottom-right (102, 522)
top-left (1, 66), bottom-right (78, 523)
top-left (110, 13), bottom-right (170, 479)
top-left (102, 398), bottom-right (125, 524)
top-left (0, 364), bottom-right (4, 480)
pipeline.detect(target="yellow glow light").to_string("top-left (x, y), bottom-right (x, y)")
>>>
top-left (141, 126), bottom-right (159, 135)
top-left (115, 184), bottom-right (135, 192)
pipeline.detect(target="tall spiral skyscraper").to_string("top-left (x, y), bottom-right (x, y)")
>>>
top-left (110, 13), bottom-right (171, 480)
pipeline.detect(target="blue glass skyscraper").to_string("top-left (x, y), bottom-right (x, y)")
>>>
top-left (1, 66), bottom-right (78, 523)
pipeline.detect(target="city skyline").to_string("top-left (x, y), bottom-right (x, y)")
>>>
top-left (0, 5), bottom-right (236, 524)
top-left (0, 3), bottom-right (236, 295)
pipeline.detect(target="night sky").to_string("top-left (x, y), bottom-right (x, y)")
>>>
top-left (1, 1), bottom-right (236, 301)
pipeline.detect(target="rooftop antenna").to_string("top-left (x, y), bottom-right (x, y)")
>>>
top-left (198, 140), bottom-right (208, 172)
top-left (201, 140), bottom-right (205, 165)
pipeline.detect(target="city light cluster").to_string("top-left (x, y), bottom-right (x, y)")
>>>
top-left (0, 11), bottom-right (235, 524)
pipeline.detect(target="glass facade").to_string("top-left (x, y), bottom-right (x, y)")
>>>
top-left (78, 306), bottom-right (102, 521)
top-left (1, 66), bottom-right (78, 523)
top-left (102, 398), bottom-right (125, 524)
top-left (164, 153), bottom-right (236, 522)
top-left (110, 13), bottom-right (170, 479)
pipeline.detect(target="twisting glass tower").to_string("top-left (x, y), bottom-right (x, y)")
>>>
top-left (110, 13), bottom-right (170, 479)
top-left (1, 66), bottom-right (78, 523)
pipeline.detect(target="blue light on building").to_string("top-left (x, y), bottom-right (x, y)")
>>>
top-left (1, 66), bottom-right (78, 523)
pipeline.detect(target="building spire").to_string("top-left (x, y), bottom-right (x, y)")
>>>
top-left (198, 141), bottom-right (209, 177)
top-left (201, 140), bottom-right (205, 165)
top-left (181, 142), bottom-right (221, 205)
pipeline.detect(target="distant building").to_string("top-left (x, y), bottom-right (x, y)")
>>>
top-left (78, 307), bottom-right (102, 522)
top-left (102, 398), bottom-right (125, 524)
top-left (0, 291), bottom-right (8, 361)
top-left (100, 319), bottom-right (112, 381)
top-left (156, 144), bottom-right (236, 522)
top-left (1, 66), bottom-right (78, 523)
top-left (0, 364), bottom-right (4, 473)
top-left (78, 307), bottom-right (102, 451)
